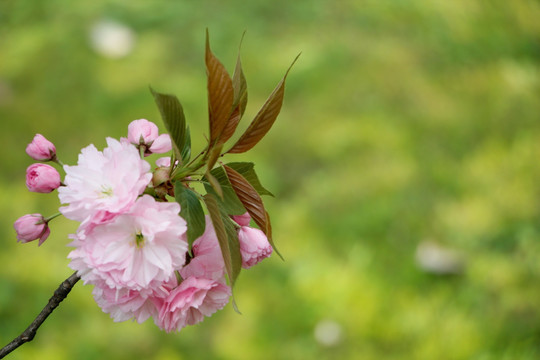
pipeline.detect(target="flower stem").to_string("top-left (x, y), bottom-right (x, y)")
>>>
top-left (52, 157), bottom-right (65, 167)
top-left (44, 212), bottom-right (62, 223)
top-left (139, 146), bottom-right (146, 160)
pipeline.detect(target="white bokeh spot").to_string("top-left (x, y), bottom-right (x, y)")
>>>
top-left (90, 19), bottom-right (135, 59)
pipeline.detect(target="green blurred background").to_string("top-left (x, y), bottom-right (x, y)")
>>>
top-left (1, 0), bottom-right (540, 359)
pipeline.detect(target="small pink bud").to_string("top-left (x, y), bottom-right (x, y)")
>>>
top-left (149, 134), bottom-right (172, 154)
top-left (26, 134), bottom-right (56, 161)
top-left (127, 119), bottom-right (159, 145)
top-left (14, 214), bottom-right (50, 246)
top-left (26, 163), bottom-right (61, 193)
top-left (232, 212), bottom-right (251, 227)
top-left (237, 226), bottom-right (272, 269)
top-left (155, 157), bottom-right (171, 168)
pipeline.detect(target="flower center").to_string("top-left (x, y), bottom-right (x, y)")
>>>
top-left (135, 233), bottom-right (145, 248)
top-left (100, 185), bottom-right (114, 197)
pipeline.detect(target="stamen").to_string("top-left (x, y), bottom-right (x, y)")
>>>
top-left (135, 233), bottom-right (145, 248)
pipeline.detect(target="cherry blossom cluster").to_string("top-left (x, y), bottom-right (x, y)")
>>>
top-left (13, 120), bottom-right (273, 332)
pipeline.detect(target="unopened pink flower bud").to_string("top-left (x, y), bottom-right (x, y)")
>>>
top-left (127, 119), bottom-right (159, 145)
top-left (237, 226), bottom-right (272, 269)
top-left (26, 134), bottom-right (56, 161)
top-left (156, 157), bottom-right (171, 168)
top-left (149, 134), bottom-right (172, 154)
top-left (26, 163), bottom-right (61, 193)
top-left (13, 214), bottom-right (50, 246)
top-left (232, 212), bottom-right (251, 227)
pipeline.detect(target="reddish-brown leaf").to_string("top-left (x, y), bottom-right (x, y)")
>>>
top-left (227, 54), bottom-right (300, 154)
top-left (219, 105), bottom-right (241, 145)
top-left (264, 210), bottom-right (282, 259)
top-left (206, 30), bottom-right (234, 145)
top-left (224, 165), bottom-right (283, 258)
top-left (232, 52), bottom-right (248, 117)
top-left (219, 51), bottom-right (248, 145)
top-left (224, 165), bottom-right (266, 230)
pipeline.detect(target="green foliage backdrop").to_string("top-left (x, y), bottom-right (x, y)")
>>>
top-left (1, 0), bottom-right (540, 359)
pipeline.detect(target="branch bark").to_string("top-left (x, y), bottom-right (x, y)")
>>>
top-left (0, 272), bottom-right (80, 359)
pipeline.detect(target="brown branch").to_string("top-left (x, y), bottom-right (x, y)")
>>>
top-left (0, 272), bottom-right (80, 359)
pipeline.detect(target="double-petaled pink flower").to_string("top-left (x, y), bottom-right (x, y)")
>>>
top-left (58, 137), bottom-right (152, 232)
top-left (156, 277), bottom-right (231, 332)
top-left (87, 213), bottom-right (232, 327)
top-left (92, 278), bottom-right (176, 323)
top-left (180, 216), bottom-right (226, 281)
top-left (68, 195), bottom-right (188, 292)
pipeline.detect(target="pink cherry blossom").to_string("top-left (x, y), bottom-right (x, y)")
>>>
top-left (58, 137), bottom-right (152, 229)
top-left (148, 134), bottom-right (172, 154)
top-left (26, 163), bottom-right (61, 193)
top-left (127, 119), bottom-right (159, 145)
top-left (232, 212), bottom-right (251, 227)
top-left (92, 279), bottom-right (175, 323)
top-left (155, 157), bottom-right (171, 168)
top-left (68, 195), bottom-right (188, 292)
top-left (25, 134), bottom-right (56, 161)
top-left (13, 213), bottom-right (50, 246)
top-left (127, 120), bottom-right (171, 156)
top-left (238, 226), bottom-right (273, 269)
top-left (156, 277), bottom-right (231, 333)
top-left (180, 216), bottom-right (226, 281)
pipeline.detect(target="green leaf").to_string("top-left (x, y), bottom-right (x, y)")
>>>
top-left (203, 167), bottom-right (246, 215)
top-left (223, 165), bottom-right (282, 259)
top-left (221, 211), bottom-right (242, 271)
top-left (174, 182), bottom-right (206, 248)
top-left (205, 170), bottom-right (223, 199)
top-left (150, 87), bottom-right (187, 161)
top-left (180, 125), bottom-right (191, 165)
top-left (225, 162), bottom-right (274, 197)
top-left (206, 30), bottom-right (234, 146)
top-left (219, 206), bottom-right (243, 313)
top-left (207, 143), bottom-right (223, 171)
top-left (226, 53), bottom-right (300, 154)
top-left (203, 193), bottom-right (242, 288)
